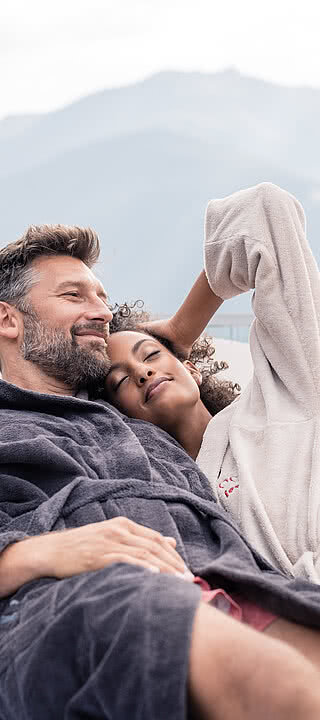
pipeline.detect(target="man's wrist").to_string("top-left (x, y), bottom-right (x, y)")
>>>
top-left (0, 535), bottom-right (54, 598)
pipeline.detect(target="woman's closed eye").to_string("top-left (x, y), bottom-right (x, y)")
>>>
top-left (144, 350), bottom-right (160, 361)
top-left (113, 351), bottom-right (160, 392)
top-left (114, 375), bottom-right (128, 391)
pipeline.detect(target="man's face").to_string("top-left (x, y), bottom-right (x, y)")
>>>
top-left (20, 255), bottom-right (113, 394)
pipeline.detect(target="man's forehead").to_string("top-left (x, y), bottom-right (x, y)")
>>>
top-left (32, 255), bottom-right (107, 295)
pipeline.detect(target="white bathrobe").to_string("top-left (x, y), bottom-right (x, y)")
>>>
top-left (197, 182), bottom-right (320, 582)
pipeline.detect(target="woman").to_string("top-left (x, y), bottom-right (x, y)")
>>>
top-left (105, 182), bottom-right (320, 585)
top-left (107, 303), bottom-right (238, 458)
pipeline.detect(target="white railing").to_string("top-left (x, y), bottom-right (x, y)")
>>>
top-left (154, 313), bottom-right (253, 343)
top-left (206, 314), bottom-right (253, 342)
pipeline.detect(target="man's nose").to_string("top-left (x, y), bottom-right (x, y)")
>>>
top-left (84, 300), bottom-right (113, 324)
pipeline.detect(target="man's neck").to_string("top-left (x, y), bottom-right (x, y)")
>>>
top-left (1, 357), bottom-right (74, 396)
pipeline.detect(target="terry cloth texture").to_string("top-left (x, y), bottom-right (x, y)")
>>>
top-left (0, 565), bottom-right (200, 720)
top-left (1, 377), bottom-right (320, 716)
top-left (198, 182), bottom-right (320, 582)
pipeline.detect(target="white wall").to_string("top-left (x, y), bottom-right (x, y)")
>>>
top-left (212, 338), bottom-right (253, 390)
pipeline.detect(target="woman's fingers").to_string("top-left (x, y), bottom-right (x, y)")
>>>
top-left (139, 318), bottom-right (192, 359)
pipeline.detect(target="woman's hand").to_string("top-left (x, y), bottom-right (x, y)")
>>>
top-left (141, 271), bottom-right (224, 359)
top-left (139, 316), bottom-right (194, 359)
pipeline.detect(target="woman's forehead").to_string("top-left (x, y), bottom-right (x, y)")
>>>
top-left (110, 330), bottom-right (152, 343)
top-left (108, 331), bottom-right (158, 352)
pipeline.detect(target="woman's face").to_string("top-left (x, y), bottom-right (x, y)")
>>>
top-left (104, 331), bottom-right (201, 431)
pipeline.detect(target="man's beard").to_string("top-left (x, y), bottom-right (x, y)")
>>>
top-left (20, 306), bottom-right (111, 396)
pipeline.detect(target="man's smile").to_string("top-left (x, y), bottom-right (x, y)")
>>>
top-left (76, 333), bottom-right (107, 343)
top-left (74, 327), bottom-right (109, 345)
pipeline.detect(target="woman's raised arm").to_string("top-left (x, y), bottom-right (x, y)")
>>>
top-left (142, 269), bottom-right (224, 358)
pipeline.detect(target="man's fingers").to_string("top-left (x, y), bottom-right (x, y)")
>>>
top-left (102, 551), bottom-right (193, 579)
top-left (51, 520), bottom-right (194, 581)
top-left (100, 518), bottom-right (193, 577)
top-left (120, 535), bottom-right (190, 575)
top-left (119, 522), bottom-right (190, 574)
top-left (124, 519), bottom-right (181, 558)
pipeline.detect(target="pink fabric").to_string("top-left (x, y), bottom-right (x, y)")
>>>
top-left (193, 577), bottom-right (277, 632)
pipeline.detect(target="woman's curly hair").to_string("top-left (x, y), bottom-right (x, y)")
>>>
top-left (109, 301), bottom-right (241, 416)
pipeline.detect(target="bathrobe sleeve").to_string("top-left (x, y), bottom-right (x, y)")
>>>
top-left (204, 182), bottom-right (320, 419)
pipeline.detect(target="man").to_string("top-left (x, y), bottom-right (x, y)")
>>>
top-left (0, 224), bottom-right (320, 720)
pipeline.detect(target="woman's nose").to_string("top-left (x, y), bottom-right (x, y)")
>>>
top-left (137, 368), bottom-right (153, 385)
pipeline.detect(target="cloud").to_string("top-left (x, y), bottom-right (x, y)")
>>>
top-left (2, 0), bottom-right (320, 117)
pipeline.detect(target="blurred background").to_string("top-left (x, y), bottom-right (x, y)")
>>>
top-left (1, 0), bottom-right (319, 353)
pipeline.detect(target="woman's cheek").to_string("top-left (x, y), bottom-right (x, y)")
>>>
top-left (126, 391), bottom-right (141, 416)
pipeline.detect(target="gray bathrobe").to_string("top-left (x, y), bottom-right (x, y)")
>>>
top-left (0, 378), bottom-right (320, 720)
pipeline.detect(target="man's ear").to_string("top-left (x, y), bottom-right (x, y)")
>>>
top-left (0, 302), bottom-right (20, 339)
top-left (182, 360), bottom-right (202, 386)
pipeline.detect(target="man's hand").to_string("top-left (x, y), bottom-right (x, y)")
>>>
top-left (45, 518), bottom-right (192, 578)
top-left (0, 518), bottom-right (193, 597)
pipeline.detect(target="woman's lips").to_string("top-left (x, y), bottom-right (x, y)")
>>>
top-left (145, 378), bottom-right (172, 403)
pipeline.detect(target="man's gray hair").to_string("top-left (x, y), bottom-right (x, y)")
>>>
top-left (0, 224), bottom-right (100, 309)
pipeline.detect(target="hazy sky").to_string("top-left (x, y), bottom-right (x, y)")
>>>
top-left (2, 0), bottom-right (320, 119)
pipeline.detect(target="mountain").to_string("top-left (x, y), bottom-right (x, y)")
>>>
top-left (1, 69), bottom-right (320, 314)
top-left (0, 113), bottom-right (40, 141)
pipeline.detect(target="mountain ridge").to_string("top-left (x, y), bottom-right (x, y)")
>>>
top-left (1, 69), bottom-right (319, 315)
